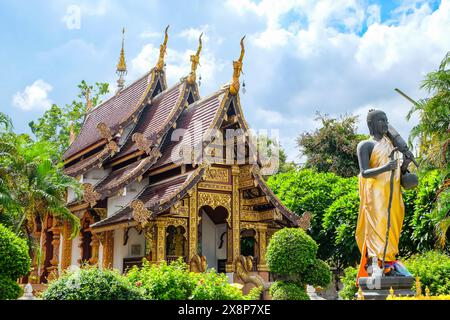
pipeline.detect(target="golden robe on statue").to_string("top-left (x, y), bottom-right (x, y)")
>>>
top-left (356, 136), bottom-right (404, 272)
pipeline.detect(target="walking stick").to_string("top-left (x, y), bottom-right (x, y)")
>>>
top-left (382, 147), bottom-right (398, 275)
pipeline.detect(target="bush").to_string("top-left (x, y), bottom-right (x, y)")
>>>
top-left (404, 251), bottom-right (450, 295)
top-left (0, 224), bottom-right (30, 280)
top-left (42, 267), bottom-right (144, 300)
top-left (126, 259), bottom-right (196, 300)
top-left (266, 228), bottom-right (318, 275)
top-left (191, 271), bottom-right (244, 300)
top-left (339, 266), bottom-right (358, 300)
top-left (270, 281), bottom-right (309, 300)
top-left (126, 258), bottom-right (246, 300)
top-left (302, 259), bottom-right (332, 288)
top-left (0, 274), bottom-right (23, 300)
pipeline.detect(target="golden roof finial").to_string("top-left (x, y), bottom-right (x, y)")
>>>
top-left (357, 287), bottom-right (365, 300)
top-left (229, 36), bottom-right (245, 95)
top-left (415, 276), bottom-right (422, 297)
top-left (156, 25), bottom-right (169, 71)
top-left (116, 28), bottom-right (127, 91)
top-left (187, 33), bottom-right (203, 84)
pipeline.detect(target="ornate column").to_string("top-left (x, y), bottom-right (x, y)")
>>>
top-left (48, 218), bottom-right (62, 281)
top-left (89, 234), bottom-right (100, 265)
top-left (144, 224), bottom-right (157, 262)
top-left (257, 225), bottom-right (268, 271)
top-left (230, 165), bottom-right (241, 271)
top-left (156, 220), bottom-right (167, 263)
top-left (61, 221), bottom-right (73, 271)
top-left (100, 231), bottom-right (114, 269)
top-left (188, 185), bottom-right (198, 261)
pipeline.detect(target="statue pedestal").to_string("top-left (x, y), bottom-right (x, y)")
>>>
top-left (357, 276), bottom-right (415, 300)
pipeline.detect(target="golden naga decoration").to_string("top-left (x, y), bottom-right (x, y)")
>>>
top-left (187, 33), bottom-right (203, 84)
top-left (131, 200), bottom-right (151, 228)
top-left (83, 183), bottom-right (101, 208)
top-left (85, 86), bottom-right (93, 112)
top-left (96, 122), bottom-right (113, 141)
top-left (69, 122), bottom-right (76, 144)
top-left (297, 211), bottom-right (312, 230)
top-left (234, 256), bottom-right (268, 290)
top-left (107, 140), bottom-right (119, 156)
top-left (229, 36), bottom-right (245, 95)
top-left (190, 254), bottom-right (207, 273)
top-left (132, 132), bottom-right (152, 154)
top-left (156, 25), bottom-right (169, 72)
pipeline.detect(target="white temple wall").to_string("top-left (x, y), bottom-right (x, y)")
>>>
top-left (71, 236), bottom-right (81, 267)
top-left (124, 228), bottom-right (145, 259)
top-left (107, 178), bottom-right (149, 217)
top-left (201, 213), bottom-right (218, 271)
top-left (98, 243), bottom-right (103, 269)
top-left (66, 167), bottom-right (110, 203)
top-left (113, 229), bottom-right (127, 273)
top-left (215, 224), bottom-right (227, 260)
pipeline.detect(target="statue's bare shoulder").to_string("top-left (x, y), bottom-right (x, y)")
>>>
top-left (357, 139), bottom-right (375, 158)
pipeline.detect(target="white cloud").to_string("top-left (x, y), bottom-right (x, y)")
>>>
top-left (140, 31), bottom-right (161, 39)
top-left (366, 4), bottom-right (381, 26)
top-left (12, 80), bottom-right (53, 111)
top-left (179, 25), bottom-right (211, 43)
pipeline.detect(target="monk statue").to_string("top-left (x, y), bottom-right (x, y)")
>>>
top-left (356, 109), bottom-right (418, 281)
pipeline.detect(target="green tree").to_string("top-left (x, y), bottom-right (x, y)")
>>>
top-left (407, 51), bottom-right (450, 248)
top-left (297, 113), bottom-right (368, 178)
top-left (29, 81), bottom-right (109, 160)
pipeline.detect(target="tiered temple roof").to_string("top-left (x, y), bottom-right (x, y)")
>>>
top-left (64, 30), bottom-right (304, 231)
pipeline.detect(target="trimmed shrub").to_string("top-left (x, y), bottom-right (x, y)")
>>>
top-left (0, 224), bottom-right (30, 280)
top-left (339, 266), bottom-right (358, 300)
top-left (302, 259), bottom-right (332, 288)
top-left (191, 271), bottom-right (244, 300)
top-left (404, 251), bottom-right (450, 295)
top-left (126, 259), bottom-right (196, 300)
top-left (266, 228), bottom-right (318, 275)
top-left (270, 281), bottom-right (309, 300)
top-left (42, 267), bottom-right (144, 300)
top-left (0, 274), bottom-right (23, 300)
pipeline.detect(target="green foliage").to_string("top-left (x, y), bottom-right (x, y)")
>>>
top-left (42, 266), bottom-right (144, 300)
top-left (266, 228), bottom-right (318, 275)
top-left (0, 224), bottom-right (30, 280)
top-left (0, 274), bottom-right (23, 300)
top-left (244, 286), bottom-right (263, 300)
top-left (339, 266), bottom-right (358, 300)
top-left (126, 258), bottom-right (245, 300)
top-left (126, 259), bottom-right (196, 300)
top-left (267, 169), bottom-right (353, 260)
top-left (29, 81), bottom-right (109, 160)
top-left (302, 259), bottom-right (332, 288)
top-left (297, 113), bottom-right (368, 178)
top-left (269, 281), bottom-right (310, 300)
top-left (191, 271), bottom-right (244, 300)
top-left (322, 187), bottom-right (360, 267)
top-left (404, 251), bottom-right (450, 295)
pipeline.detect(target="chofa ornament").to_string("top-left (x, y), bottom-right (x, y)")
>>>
top-left (131, 200), bottom-right (152, 228)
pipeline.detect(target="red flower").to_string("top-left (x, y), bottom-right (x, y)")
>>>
top-left (136, 281), bottom-right (142, 287)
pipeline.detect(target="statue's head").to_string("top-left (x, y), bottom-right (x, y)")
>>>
top-left (367, 109), bottom-right (389, 136)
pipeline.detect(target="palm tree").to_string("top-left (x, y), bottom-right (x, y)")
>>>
top-left (407, 51), bottom-right (450, 249)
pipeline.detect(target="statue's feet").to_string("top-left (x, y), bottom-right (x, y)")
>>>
top-left (384, 260), bottom-right (412, 277)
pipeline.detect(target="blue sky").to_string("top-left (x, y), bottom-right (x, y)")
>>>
top-left (1, 0), bottom-right (449, 161)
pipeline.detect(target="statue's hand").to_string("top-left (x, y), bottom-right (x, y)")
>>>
top-left (383, 159), bottom-right (398, 172)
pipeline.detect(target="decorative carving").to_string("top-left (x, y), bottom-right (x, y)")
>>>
top-left (107, 140), bottom-right (119, 155)
top-left (89, 234), bottom-right (100, 265)
top-left (187, 33), bottom-right (202, 84)
top-left (156, 221), bottom-right (166, 262)
top-left (61, 221), bottom-right (72, 271)
top-left (131, 200), bottom-right (151, 228)
top-left (242, 196), bottom-right (268, 206)
top-left (101, 231), bottom-right (114, 269)
top-left (241, 210), bottom-right (276, 222)
top-left (83, 183), bottom-right (100, 208)
top-left (198, 182), bottom-right (232, 192)
top-left (188, 186), bottom-right (198, 260)
top-left (96, 122), bottom-right (113, 141)
top-left (232, 166), bottom-right (240, 264)
top-left (132, 132), bottom-right (152, 154)
top-left (297, 211), bottom-right (312, 230)
top-left (190, 255), bottom-right (207, 273)
top-left (257, 226), bottom-right (268, 271)
top-left (198, 192), bottom-right (231, 228)
top-left (204, 167), bottom-right (229, 183)
top-left (170, 200), bottom-right (189, 217)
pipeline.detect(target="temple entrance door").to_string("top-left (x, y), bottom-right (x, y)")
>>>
top-left (198, 206), bottom-right (228, 272)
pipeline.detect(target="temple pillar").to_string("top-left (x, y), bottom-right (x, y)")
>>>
top-left (188, 185), bottom-right (198, 261)
top-left (100, 231), bottom-right (114, 269)
top-left (156, 221), bottom-right (166, 263)
top-left (47, 218), bottom-right (62, 281)
top-left (257, 225), bottom-right (268, 272)
top-left (227, 165), bottom-right (240, 272)
top-left (61, 220), bottom-right (73, 271)
top-left (89, 234), bottom-right (100, 265)
top-left (144, 224), bottom-right (157, 262)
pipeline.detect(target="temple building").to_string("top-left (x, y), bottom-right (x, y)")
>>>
top-left (28, 27), bottom-right (310, 285)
